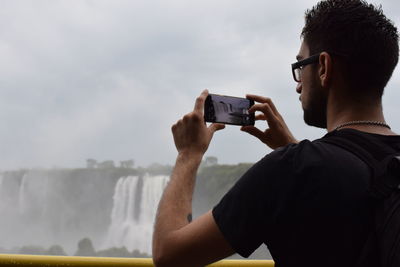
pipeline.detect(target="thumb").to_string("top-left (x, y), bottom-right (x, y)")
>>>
top-left (209, 123), bottom-right (225, 133)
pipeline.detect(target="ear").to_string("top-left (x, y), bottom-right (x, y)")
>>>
top-left (318, 52), bottom-right (332, 88)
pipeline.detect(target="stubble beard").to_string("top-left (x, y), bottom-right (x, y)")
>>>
top-left (303, 105), bottom-right (327, 128)
top-left (302, 83), bottom-right (328, 129)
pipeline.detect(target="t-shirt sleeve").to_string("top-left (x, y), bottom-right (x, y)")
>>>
top-left (212, 144), bottom-right (298, 258)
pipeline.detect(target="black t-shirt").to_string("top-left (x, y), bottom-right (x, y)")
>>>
top-left (212, 129), bottom-right (400, 267)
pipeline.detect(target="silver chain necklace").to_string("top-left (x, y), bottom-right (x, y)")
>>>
top-left (334, 120), bottom-right (391, 131)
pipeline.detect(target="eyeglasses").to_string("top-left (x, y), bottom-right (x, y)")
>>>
top-left (291, 53), bottom-right (320, 82)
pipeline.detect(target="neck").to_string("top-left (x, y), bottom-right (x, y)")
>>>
top-left (326, 93), bottom-right (394, 135)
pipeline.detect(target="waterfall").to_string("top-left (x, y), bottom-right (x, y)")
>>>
top-left (17, 172), bottom-right (50, 217)
top-left (0, 170), bottom-right (169, 255)
top-left (0, 174), bottom-right (3, 211)
top-left (103, 174), bottom-right (169, 255)
top-left (0, 170), bottom-right (117, 254)
top-left (18, 173), bottom-right (28, 215)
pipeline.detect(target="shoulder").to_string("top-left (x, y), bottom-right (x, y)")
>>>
top-left (226, 140), bottom-right (338, 197)
top-left (248, 138), bottom-right (371, 191)
top-left (257, 138), bottom-right (362, 171)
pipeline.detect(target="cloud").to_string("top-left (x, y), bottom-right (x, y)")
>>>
top-left (0, 0), bottom-right (399, 169)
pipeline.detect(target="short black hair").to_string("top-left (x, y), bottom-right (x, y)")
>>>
top-left (302, 0), bottom-right (399, 99)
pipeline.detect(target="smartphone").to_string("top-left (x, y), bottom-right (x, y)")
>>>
top-left (204, 94), bottom-right (255, 126)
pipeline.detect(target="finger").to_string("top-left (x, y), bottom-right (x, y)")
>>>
top-left (264, 98), bottom-right (279, 116)
top-left (249, 103), bottom-right (272, 114)
top-left (171, 119), bottom-right (182, 133)
top-left (248, 103), bottom-right (268, 113)
top-left (171, 123), bottom-right (177, 133)
top-left (255, 114), bottom-right (266, 121)
top-left (209, 123), bottom-right (225, 133)
top-left (241, 126), bottom-right (265, 140)
top-left (246, 95), bottom-right (280, 116)
top-left (194, 89), bottom-right (209, 113)
top-left (251, 104), bottom-right (279, 128)
top-left (246, 94), bottom-right (270, 104)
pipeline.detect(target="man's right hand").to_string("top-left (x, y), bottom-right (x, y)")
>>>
top-left (241, 94), bottom-right (298, 149)
top-left (171, 90), bottom-right (225, 157)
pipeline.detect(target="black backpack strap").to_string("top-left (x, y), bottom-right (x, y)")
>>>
top-left (321, 135), bottom-right (379, 177)
top-left (321, 133), bottom-right (400, 267)
top-left (322, 135), bottom-right (400, 198)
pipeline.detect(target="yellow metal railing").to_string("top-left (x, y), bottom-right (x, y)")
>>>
top-left (0, 254), bottom-right (274, 267)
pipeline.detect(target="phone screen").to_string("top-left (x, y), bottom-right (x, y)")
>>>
top-left (204, 94), bottom-right (255, 126)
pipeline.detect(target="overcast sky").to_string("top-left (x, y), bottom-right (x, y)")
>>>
top-left (0, 0), bottom-right (399, 170)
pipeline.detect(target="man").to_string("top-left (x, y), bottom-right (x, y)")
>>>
top-left (152, 0), bottom-right (400, 266)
